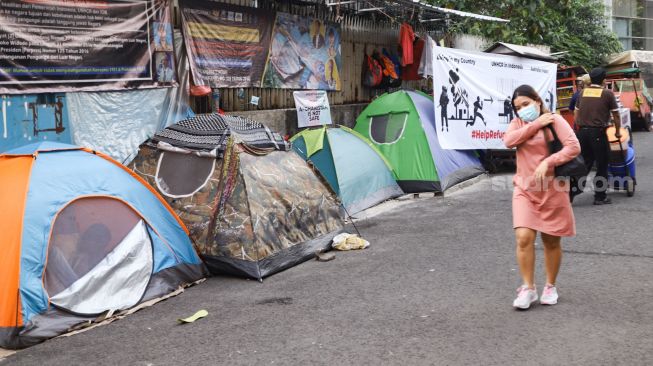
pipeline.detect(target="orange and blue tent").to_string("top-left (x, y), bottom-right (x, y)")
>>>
top-left (0, 142), bottom-right (207, 349)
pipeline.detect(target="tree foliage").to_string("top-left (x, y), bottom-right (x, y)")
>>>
top-left (442, 0), bottom-right (623, 68)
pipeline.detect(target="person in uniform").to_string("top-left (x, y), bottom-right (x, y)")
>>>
top-left (572, 67), bottom-right (621, 205)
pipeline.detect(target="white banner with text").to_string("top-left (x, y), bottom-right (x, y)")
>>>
top-left (432, 46), bottom-right (557, 149)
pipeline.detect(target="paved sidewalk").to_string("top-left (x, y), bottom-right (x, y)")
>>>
top-left (3, 132), bottom-right (653, 365)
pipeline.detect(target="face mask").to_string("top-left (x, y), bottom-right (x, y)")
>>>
top-left (517, 103), bottom-right (539, 122)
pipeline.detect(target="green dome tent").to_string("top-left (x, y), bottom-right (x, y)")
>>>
top-left (291, 125), bottom-right (403, 215)
top-left (354, 90), bottom-right (484, 193)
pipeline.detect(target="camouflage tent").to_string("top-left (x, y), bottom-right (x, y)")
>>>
top-left (130, 114), bottom-right (344, 279)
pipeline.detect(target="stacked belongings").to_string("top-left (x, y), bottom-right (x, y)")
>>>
top-left (606, 126), bottom-right (636, 196)
top-left (0, 142), bottom-right (207, 349)
top-left (130, 114), bottom-right (345, 280)
top-left (291, 125), bottom-right (404, 215)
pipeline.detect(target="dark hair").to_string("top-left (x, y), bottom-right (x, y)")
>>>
top-left (511, 84), bottom-right (550, 117)
top-left (589, 67), bottom-right (606, 85)
top-left (80, 223), bottom-right (111, 247)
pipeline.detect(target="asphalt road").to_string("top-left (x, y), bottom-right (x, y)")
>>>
top-left (3, 131), bottom-right (653, 365)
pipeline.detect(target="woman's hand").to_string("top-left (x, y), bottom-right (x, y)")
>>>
top-left (534, 160), bottom-right (549, 183)
top-left (535, 113), bottom-right (554, 127)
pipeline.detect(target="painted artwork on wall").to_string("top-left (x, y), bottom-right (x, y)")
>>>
top-left (263, 13), bottom-right (342, 90)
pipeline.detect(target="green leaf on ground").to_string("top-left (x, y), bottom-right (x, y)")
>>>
top-left (177, 310), bottom-right (208, 324)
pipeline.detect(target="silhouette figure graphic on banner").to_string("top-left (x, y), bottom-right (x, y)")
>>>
top-left (439, 86), bottom-right (450, 132)
top-left (448, 69), bottom-right (469, 120)
top-left (500, 96), bottom-right (514, 124)
top-left (467, 96), bottom-right (486, 127)
top-left (444, 68), bottom-right (496, 129)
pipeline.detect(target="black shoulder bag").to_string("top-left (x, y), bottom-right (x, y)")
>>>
top-left (547, 124), bottom-right (587, 180)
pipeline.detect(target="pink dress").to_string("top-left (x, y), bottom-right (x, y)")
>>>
top-left (503, 114), bottom-right (581, 237)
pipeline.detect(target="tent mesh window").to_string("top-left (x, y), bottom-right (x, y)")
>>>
top-left (156, 151), bottom-right (215, 198)
top-left (369, 113), bottom-right (408, 144)
top-left (44, 198), bottom-right (142, 298)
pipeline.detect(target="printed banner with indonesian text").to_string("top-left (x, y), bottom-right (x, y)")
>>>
top-left (0, 0), bottom-right (176, 94)
top-left (180, 0), bottom-right (273, 88)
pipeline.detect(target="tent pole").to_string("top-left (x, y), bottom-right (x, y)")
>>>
top-left (340, 203), bottom-right (362, 238)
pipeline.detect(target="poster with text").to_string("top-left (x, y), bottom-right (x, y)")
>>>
top-left (180, 0), bottom-right (274, 88)
top-left (0, 0), bottom-right (175, 94)
top-left (263, 13), bottom-right (341, 91)
top-left (432, 45), bottom-right (557, 149)
top-left (293, 90), bottom-right (332, 128)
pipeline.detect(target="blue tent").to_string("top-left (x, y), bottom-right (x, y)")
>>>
top-left (0, 142), bottom-right (206, 349)
top-left (292, 126), bottom-right (404, 214)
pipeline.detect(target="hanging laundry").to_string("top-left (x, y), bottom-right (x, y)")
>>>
top-left (399, 22), bottom-right (415, 66)
top-left (382, 48), bottom-right (402, 79)
top-left (418, 35), bottom-right (436, 78)
top-left (402, 36), bottom-right (425, 80)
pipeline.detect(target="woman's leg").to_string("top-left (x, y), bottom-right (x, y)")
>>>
top-left (515, 227), bottom-right (537, 288)
top-left (540, 233), bottom-right (562, 285)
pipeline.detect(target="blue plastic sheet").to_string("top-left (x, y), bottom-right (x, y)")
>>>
top-left (0, 94), bottom-right (72, 152)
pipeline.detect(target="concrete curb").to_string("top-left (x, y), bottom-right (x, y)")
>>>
top-left (349, 198), bottom-right (417, 221)
top-left (443, 173), bottom-right (490, 196)
top-left (350, 174), bottom-right (491, 222)
top-left (0, 348), bottom-right (16, 362)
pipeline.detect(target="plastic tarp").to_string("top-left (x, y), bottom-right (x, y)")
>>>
top-left (67, 30), bottom-right (192, 164)
top-left (484, 42), bottom-right (554, 61)
top-left (606, 51), bottom-right (639, 68)
top-left (418, 35), bottom-right (435, 78)
top-left (607, 67), bottom-right (640, 75)
top-left (606, 50), bottom-right (653, 96)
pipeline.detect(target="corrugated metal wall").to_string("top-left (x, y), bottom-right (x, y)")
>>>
top-left (173, 0), bottom-right (432, 112)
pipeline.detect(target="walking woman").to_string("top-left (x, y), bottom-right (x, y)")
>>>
top-left (503, 85), bottom-right (581, 310)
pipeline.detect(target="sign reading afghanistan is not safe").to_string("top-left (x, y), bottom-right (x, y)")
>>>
top-left (432, 46), bottom-right (557, 150)
top-left (0, 0), bottom-right (176, 94)
top-left (293, 90), bottom-right (332, 128)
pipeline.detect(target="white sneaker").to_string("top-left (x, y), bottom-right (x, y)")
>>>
top-left (513, 285), bottom-right (538, 309)
top-left (540, 284), bottom-right (559, 305)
